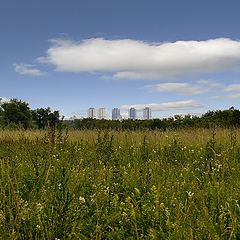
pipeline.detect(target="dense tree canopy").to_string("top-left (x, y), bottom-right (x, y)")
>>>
top-left (32, 108), bottom-right (60, 129)
top-left (0, 99), bottom-right (32, 129)
top-left (0, 99), bottom-right (61, 129)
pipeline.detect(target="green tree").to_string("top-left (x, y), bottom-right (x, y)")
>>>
top-left (32, 108), bottom-right (61, 129)
top-left (48, 110), bottom-right (61, 128)
top-left (0, 98), bottom-right (32, 129)
top-left (32, 107), bottom-right (51, 129)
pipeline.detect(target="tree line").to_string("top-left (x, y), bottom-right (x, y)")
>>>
top-left (1, 98), bottom-right (240, 130)
top-left (67, 107), bottom-right (240, 130)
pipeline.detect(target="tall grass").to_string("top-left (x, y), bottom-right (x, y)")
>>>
top-left (0, 128), bottom-right (240, 239)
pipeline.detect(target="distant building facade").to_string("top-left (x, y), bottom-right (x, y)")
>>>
top-left (129, 108), bottom-right (137, 120)
top-left (143, 107), bottom-right (151, 120)
top-left (112, 108), bottom-right (122, 120)
top-left (98, 108), bottom-right (107, 119)
top-left (88, 107), bottom-right (96, 118)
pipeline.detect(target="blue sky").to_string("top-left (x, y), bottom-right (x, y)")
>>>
top-left (1, 0), bottom-right (240, 118)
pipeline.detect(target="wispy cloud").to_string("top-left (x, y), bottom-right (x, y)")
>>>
top-left (227, 93), bottom-right (240, 98)
top-left (14, 63), bottom-right (46, 77)
top-left (213, 93), bottom-right (240, 100)
top-left (121, 100), bottom-right (203, 111)
top-left (225, 84), bottom-right (240, 92)
top-left (145, 83), bottom-right (204, 96)
top-left (213, 83), bottom-right (240, 99)
top-left (39, 38), bottom-right (240, 80)
top-left (144, 80), bottom-right (223, 96)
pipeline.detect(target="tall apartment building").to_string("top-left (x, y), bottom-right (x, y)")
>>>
top-left (98, 108), bottom-right (107, 119)
top-left (143, 107), bottom-right (151, 120)
top-left (129, 107), bottom-right (137, 120)
top-left (112, 108), bottom-right (122, 120)
top-left (88, 107), bottom-right (96, 118)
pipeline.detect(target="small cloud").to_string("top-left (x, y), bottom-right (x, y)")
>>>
top-left (14, 63), bottom-right (47, 77)
top-left (216, 83), bottom-right (240, 98)
top-left (228, 93), bottom-right (240, 98)
top-left (225, 84), bottom-right (240, 92)
top-left (121, 100), bottom-right (203, 111)
top-left (145, 83), bottom-right (205, 96)
top-left (196, 80), bottom-right (223, 89)
top-left (144, 80), bottom-right (223, 96)
top-left (212, 93), bottom-right (240, 100)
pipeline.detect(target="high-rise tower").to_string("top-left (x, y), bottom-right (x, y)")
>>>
top-left (88, 108), bottom-right (96, 118)
top-left (143, 107), bottom-right (151, 120)
top-left (98, 108), bottom-right (107, 119)
top-left (129, 108), bottom-right (137, 120)
top-left (112, 108), bottom-right (122, 120)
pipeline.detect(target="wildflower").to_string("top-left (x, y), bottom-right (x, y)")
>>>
top-left (79, 196), bottom-right (86, 204)
top-left (187, 191), bottom-right (194, 200)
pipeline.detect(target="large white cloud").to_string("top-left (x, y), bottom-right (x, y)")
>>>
top-left (39, 38), bottom-right (240, 80)
top-left (14, 63), bottom-right (46, 77)
top-left (121, 100), bottom-right (202, 111)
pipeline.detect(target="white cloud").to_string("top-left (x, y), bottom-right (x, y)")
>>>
top-left (119, 111), bottom-right (129, 119)
top-left (213, 93), bottom-right (240, 99)
top-left (144, 80), bottom-right (223, 96)
top-left (145, 83), bottom-right (205, 95)
top-left (121, 100), bottom-right (203, 111)
top-left (228, 93), bottom-right (240, 98)
top-left (225, 84), bottom-right (240, 92)
top-left (14, 63), bottom-right (46, 77)
top-left (197, 80), bottom-right (223, 89)
top-left (39, 38), bottom-right (240, 80)
top-left (218, 83), bottom-right (240, 98)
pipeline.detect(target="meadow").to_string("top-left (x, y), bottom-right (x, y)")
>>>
top-left (1, 128), bottom-right (240, 239)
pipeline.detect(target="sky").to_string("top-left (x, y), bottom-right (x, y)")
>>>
top-left (1, 0), bottom-right (240, 119)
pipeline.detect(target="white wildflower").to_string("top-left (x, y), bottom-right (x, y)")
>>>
top-left (79, 196), bottom-right (86, 204)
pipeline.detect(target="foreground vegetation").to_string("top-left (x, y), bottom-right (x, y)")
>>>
top-left (1, 128), bottom-right (240, 239)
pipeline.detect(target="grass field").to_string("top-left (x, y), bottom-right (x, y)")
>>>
top-left (1, 128), bottom-right (240, 239)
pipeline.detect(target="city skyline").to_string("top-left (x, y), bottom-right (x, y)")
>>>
top-left (1, 0), bottom-right (240, 118)
top-left (86, 107), bottom-right (155, 120)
